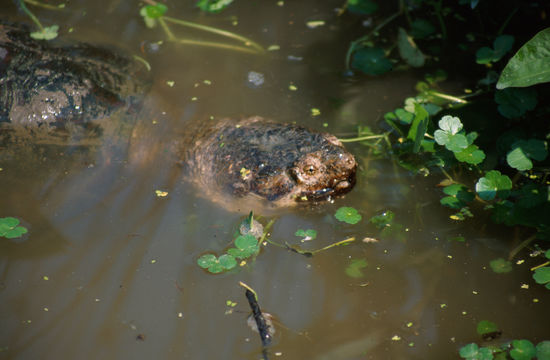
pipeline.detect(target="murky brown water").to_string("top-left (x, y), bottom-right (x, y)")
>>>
top-left (1, 1), bottom-right (549, 359)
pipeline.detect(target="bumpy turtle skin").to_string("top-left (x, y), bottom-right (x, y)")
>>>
top-left (185, 116), bottom-right (357, 207)
top-left (0, 21), bottom-right (149, 138)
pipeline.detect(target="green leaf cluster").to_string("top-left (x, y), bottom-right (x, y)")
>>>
top-left (197, 218), bottom-right (262, 274)
top-left (460, 321), bottom-right (550, 360)
top-left (434, 116), bottom-right (486, 165)
top-left (0, 217), bottom-right (28, 239)
top-left (197, 253), bottom-right (237, 273)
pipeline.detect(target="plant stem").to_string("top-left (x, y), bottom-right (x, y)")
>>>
top-left (163, 16), bottom-right (264, 53)
top-left (440, 168), bottom-right (453, 181)
top-left (311, 237), bottom-right (355, 254)
top-left (259, 219), bottom-right (275, 243)
top-left (428, 90), bottom-right (468, 104)
top-left (24, 0), bottom-right (64, 11)
top-left (158, 17), bottom-right (176, 41)
top-left (508, 233), bottom-right (536, 260)
top-left (18, 0), bottom-right (44, 32)
top-left (339, 134), bottom-right (387, 143)
top-left (531, 261), bottom-right (550, 271)
top-left (170, 38), bottom-right (262, 54)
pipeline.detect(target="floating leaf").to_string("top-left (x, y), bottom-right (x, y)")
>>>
top-left (510, 339), bottom-right (536, 360)
top-left (459, 343), bottom-right (494, 360)
top-left (497, 28), bottom-right (550, 89)
top-left (533, 267), bottom-right (550, 287)
top-left (0, 217), bottom-right (28, 239)
top-left (345, 259), bottom-right (367, 278)
top-left (476, 320), bottom-right (500, 336)
top-left (506, 139), bottom-right (548, 171)
top-left (197, 254), bottom-right (217, 269)
top-left (196, 0), bottom-right (234, 13)
top-left (335, 207), bottom-right (362, 224)
top-left (352, 47), bottom-right (392, 76)
top-left (197, 253), bottom-right (236, 273)
top-left (228, 234), bottom-right (259, 258)
top-left (537, 341), bottom-right (550, 359)
top-left (397, 27), bottom-right (426, 67)
top-left (218, 254), bottom-right (237, 270)
top-left (475, 170), bottom-right (513, 201)
top-left (476, 35), bottom-right (514, 64)
top-left (455, 144), bottom-right (486, 165)
top-left (30, 25), bottom-right (59, 41)
top-left (489, 258), bottom-right (512, 273)
top-left (346, 0), bottom-right (378, 15)
top-left (494, 88), bottom-right (538, 119)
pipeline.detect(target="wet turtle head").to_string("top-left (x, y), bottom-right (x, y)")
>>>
top-left (288, 135), bottom-right (357, 203)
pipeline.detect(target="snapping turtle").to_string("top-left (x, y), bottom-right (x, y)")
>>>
top-left (184, 116), bottom-right (356, 208)
top-left (0, 21), bottom-right (357, 209)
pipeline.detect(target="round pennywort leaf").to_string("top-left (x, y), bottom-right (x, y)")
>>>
top-left (335, 207), bottom-right (362, 224)
top-left (510, 339), bottom-right (536, 360)
top-left (475, 170), bottom-right (512, 201)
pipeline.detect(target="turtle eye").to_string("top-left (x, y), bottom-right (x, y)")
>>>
top-left (303, 165), bottom-right (317, 175)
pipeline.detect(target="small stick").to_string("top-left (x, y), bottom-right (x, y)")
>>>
top-left (243, 288), bottom-right (272, 347)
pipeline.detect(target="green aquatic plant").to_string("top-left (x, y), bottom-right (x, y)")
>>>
top-left (139, 2), bottom-right (264, 54)
top-left (532, 250), bottom-right (550, 290)
top-left (476, 35), bottom-right (514, 64)
top-left (0, 217), bottom-right (28, 239)
top-left (295, 229), bottom-right (317, 241)
top-left (17, 0), bottom-right (59, 40)
top-left (489, 258), bottom-right (513, 274)
top-left (197, 253), bottom-right (237, 273)
top-left (196, 215), bottom-right (273, 274)
top-left (196, 0), bottom-right (234, 13)
top-left (497, 28), bottom-right (550, 89)
top-left (335, 207), bottom-right (362, 224)
top-left (459, 321), bottom-right (550, 360)
top-left (345, 258), bottom-right (368, 278)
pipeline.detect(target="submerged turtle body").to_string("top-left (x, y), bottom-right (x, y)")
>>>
top-left (185, 117), bottom-right (357, 208)
top-left (0, 21), bottom-right (357, 209)
top-left (0, 21), bottom-right (149, 143)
